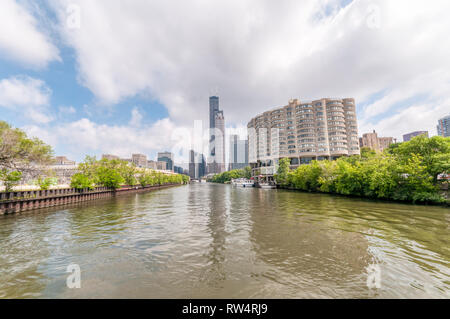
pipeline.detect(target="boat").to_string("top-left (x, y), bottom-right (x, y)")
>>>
top-left (258, 182), bottom-right (277, 189)
top-left (231, 178), bottom-right (254, 188)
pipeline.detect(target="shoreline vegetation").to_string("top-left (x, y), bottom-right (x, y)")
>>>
top-left (210, 135), bottom-right (449, 206)
top-left (69, 156), bottom-right (189, 190)
top-left (274, 136), bottom-right (449, 205)
top-left (209, 166), bottom-right (252, 183)
top-left (0, 121), bottom-right (189, 193)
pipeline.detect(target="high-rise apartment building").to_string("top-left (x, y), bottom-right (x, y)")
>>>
top-left (157, 152), bottom-right (174, 171)
top-left (437, 115), bottom-right (450, 137)
top-left (403, 131), bottom-right (429, 142)
top-left (359, 130), bottom-right (394, 152)
top-left (229, 134), bottom-right (248, 170)
top-left (248, 98), bottom-right (360, 177)
top-left (208, 96), bottom-right (226, 174)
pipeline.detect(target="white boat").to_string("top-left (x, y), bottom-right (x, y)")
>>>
top-left (231, 178), bottom-right (254, 188)
top-left (258, 183), bottom-right (276, 189)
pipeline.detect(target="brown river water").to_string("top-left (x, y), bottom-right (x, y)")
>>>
top-left (0, 183), bottom-right (449, 298)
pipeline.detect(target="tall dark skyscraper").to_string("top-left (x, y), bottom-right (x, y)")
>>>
top-left (209, 96), bottom-right (220, 130)
top-left (208, 96), bottom-right (225, 174)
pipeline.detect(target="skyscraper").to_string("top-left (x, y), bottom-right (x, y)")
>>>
top-left (189, 150), bottom-right (206, 179)
top-left (208, 96), bottom-right (226, 174)
top-left (229, 134), bottom-right (249, 170)
top-left (209, 96), bottom-right (219, 129)
top-left (437, 115), bottom-right (450, 137)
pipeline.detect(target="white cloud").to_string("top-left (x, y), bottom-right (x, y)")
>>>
top-left (129, 107), bottom-right (143, 127)
top-left (46, 0), bottom-right (450, 140)
top-left (0, 75), bottom-right (53, 123)
top-left (39, 118), bottom-right (185, 162)
top-left (0, 0), bottom-right (60, 68)
top-left (359, 100), bottom-right (450, 141)
top-left (0, 76), bottom-right (50, 107)
top-left (58, 105), bottom-right (76, 115)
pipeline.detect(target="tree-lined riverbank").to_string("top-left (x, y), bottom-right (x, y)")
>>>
top-left (1, 121), bottom-right (189, 193)
top-left (275, 136), bottom-right (450, 205)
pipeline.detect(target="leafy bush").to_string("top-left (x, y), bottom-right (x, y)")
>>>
top-left (71, 157), bottom-right (187, 190)
top-left (210, 167), bottom-right (252, 183)
top-left (36, 176), bottom-right (57, 190)
top-left (0, 169), bottom-right (22, 192)
top-left (277, 136), bottom-right (449, 204)
top-left (70, 173), bottom-right (94, 190)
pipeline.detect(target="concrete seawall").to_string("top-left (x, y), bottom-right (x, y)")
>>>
top-left (0, 184), bottom-right (182, 215)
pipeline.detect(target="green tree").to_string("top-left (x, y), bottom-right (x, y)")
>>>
top-left (391, 154), bottom-right (442, 203)
top-left (119, 162), bottom-right (137, 186)
top-left (280, 135), bottom-right (446, 204)
top-left (0, 121), bottom-right (53, 171)
top-left (275, 158), bottom-right (291, 186)
top-left (96, 166), bottom-right (124, 189)
top-left (36, 176), bottom-right (57, 190)
top-left (391, 135), bottom-right (450, 182)
top-left (70, 173), bottom-right (95, 190)
top-left (243, 166), bottom-right (252, 179)
top-left (360, 147), bottom-right (376, 160)
top-left (78, 155), bottom-right (101, 185)
top-left (0, 169), bottom-right (22, 192)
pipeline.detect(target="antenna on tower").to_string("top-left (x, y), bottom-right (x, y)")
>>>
top-left (209, 86), bottom-right (219, 97)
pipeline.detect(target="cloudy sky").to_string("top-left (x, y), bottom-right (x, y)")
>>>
top-left (0, 0), bottom-right (449, 164)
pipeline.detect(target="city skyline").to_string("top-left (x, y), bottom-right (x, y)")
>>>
top-left (0, 1), bottom-right (449, 163)
top-left (0, 1), bottom-right (449, 303)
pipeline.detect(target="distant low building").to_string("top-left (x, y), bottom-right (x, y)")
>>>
top-left (49, 165), bottom-right (78, 185)
top-left (54, 156), bottom-right (76, 165)
top-left (147, 160), bottom-right (157, 170)
top-left (132, 154), bottom-right (148, 167)
top-left (174, 165), bottom-right (184, 174)
top-left (156, 161), bottom-right (167, 170)
top-left (403, 131), bottom-right (429, 142)
top-left (359, 130), bottom-right (394, 152)
top-left (102, 154), bottom-right (120, 161)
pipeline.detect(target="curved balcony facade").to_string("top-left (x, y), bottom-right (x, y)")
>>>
top-left (248, 98), bottom-right (360, 172)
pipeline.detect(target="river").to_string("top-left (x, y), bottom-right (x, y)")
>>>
top-left (0, 183), bottom-right (449, 298)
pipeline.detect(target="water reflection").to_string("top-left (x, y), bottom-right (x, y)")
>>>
top-left (0, 184), bottom-right (448, 298)
top-left (199, 184), bottom-right (229, 287)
